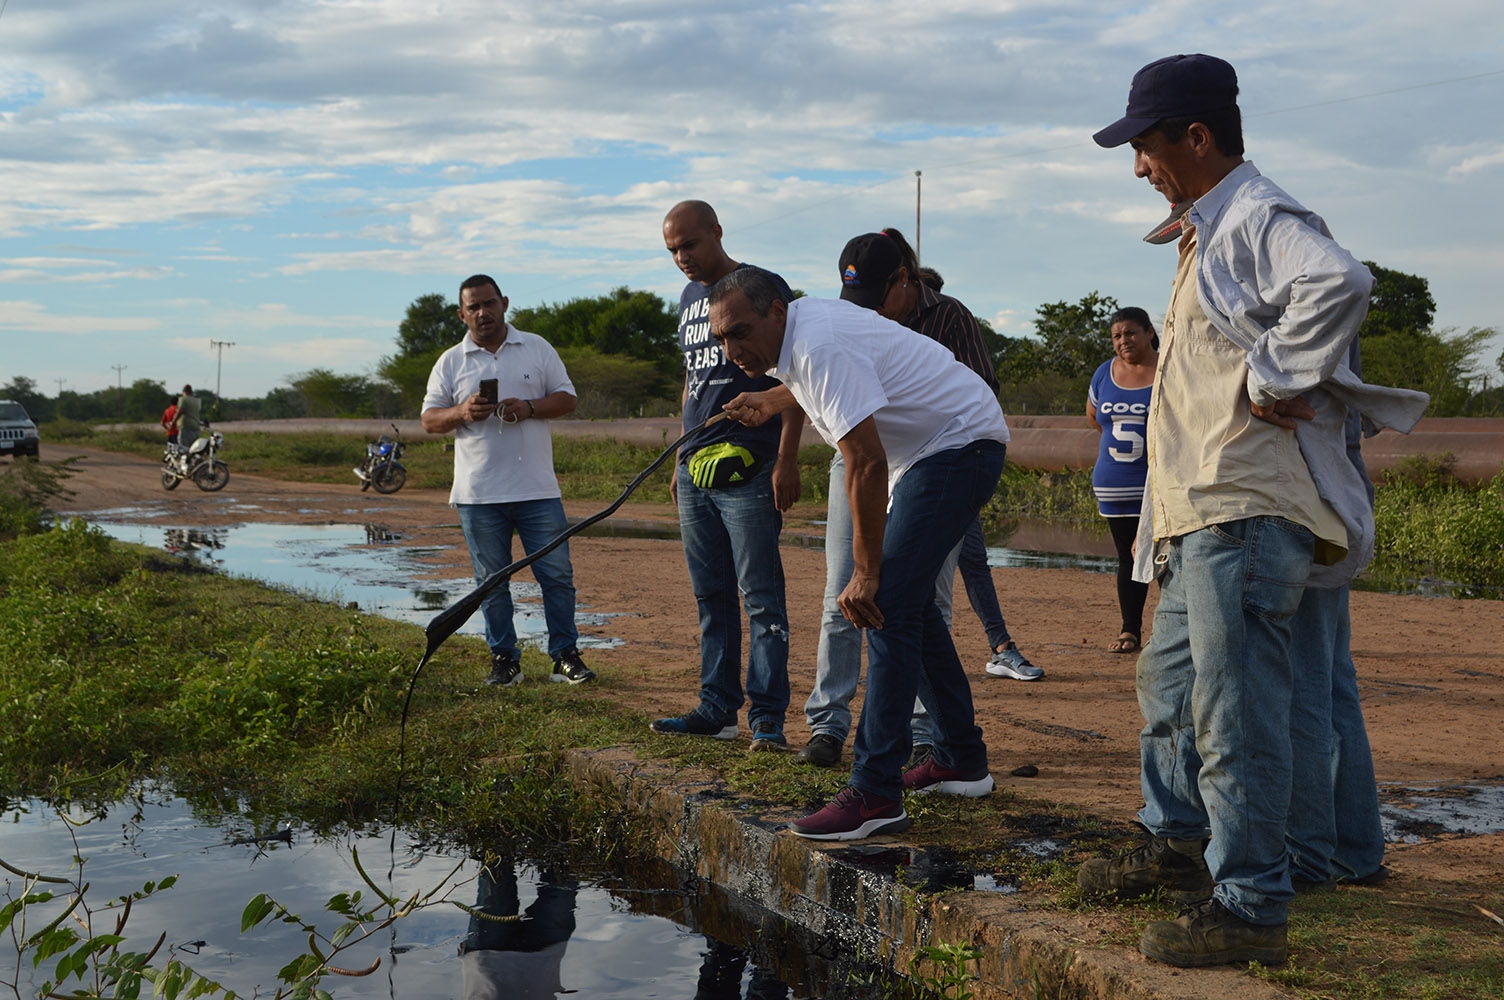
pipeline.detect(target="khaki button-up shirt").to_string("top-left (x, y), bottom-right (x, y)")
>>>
top-left (1147, 227), bottom-right (1348, 565)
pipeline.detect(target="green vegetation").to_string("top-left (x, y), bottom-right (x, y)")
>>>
top-left (1371, 456), bottom-right (1504, 592)
top-left (2, 460), bottom-right (1501, 1000)
top-left (12, 263), bottom-right (1499, 433)
top-left (377, 285), bottom-right (683, 419)
top-left (48, 424), bottom-right (840, 507)
top-left (41, 424), bottom-right (1504, 590)
top-left (990, 291), bottom-right (1122, 416)
top-left (0, 517), bottom-right (653, 851)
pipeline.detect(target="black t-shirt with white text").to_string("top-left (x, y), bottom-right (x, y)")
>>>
top-left (677, 263), bottom-right (793, 464)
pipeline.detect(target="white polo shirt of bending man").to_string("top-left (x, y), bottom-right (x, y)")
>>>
top-left (766, 297), bottom-right (1009, 497)
top-left (422, 324), bottom-right (576, 506)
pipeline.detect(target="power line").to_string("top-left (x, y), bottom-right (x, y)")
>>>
top-left (743, 65), bottom-right (1504, 233)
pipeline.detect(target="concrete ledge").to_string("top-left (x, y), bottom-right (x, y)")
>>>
top-left (568, 746), bottom-right (1293, 1000)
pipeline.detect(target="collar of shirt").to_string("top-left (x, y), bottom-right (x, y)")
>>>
top-left (462, 324), bottom-right (519, 355)
top-left (904, 282), bottom-right (941, 327)
top-left (769, 298), bottom-right (800, 378)
top-left (1187, 159), bottom-right (1261, 234)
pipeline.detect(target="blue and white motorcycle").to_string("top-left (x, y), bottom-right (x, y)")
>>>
top-left (355, 424), bottom-right (407, 494)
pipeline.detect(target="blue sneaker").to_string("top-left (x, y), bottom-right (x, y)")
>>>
top-left (748, 719), bottom-right (790, 753)
top-left (985, 644), bottom-right (1043, 681)
top-left (649, 708), bottom-right (737, 740)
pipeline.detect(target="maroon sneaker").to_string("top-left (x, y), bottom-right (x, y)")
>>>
top-left (789, 785), bottom-right (911, 841)
top-left (902, 757), bottom-right (995, 797)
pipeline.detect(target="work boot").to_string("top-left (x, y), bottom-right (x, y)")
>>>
top-left (1076, 831), bottom-right (1212, 904)
top-left (797, 733), bottom-right (842, 767)
top-left (1139, 898), bottom-right (1288, 968)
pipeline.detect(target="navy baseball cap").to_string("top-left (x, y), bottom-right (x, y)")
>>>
top-left (1093, 54), bottom-right (1239, 148)
top-left (838, 233), bottom-right (902, 310)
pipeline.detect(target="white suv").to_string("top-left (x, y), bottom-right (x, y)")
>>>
top-left (0, 400), bottom-right (40, 460)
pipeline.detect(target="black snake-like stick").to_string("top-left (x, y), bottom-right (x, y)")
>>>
top-left (393, 412), bottom-right (729, 807)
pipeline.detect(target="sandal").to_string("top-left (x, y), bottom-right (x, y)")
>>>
top-left (1108, 633), bottom-right (1141, 654)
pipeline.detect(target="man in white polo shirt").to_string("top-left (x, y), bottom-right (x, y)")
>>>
top-left (713, 267), bottom-right (1009, 841)
top-left (421, 274), bottom-right (596, 688)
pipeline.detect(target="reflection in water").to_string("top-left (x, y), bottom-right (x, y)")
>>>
top-left (364, 524), bottom-right (401, 544)
top-left (87, 521), bottom-right (622, 650)
top-left (462, 858), bottom-right (578, 1000)
top-left (163, 527), bottom-right (227, 554)
top-left (3, 793), bottom-right (834, 999)
top-left (694, 938), bottom-right (789, 1000)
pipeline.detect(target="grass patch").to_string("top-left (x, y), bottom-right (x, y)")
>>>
top-left (0, 518), bottom-right (655, 853)
top-left (1371, 462), bottom-right (1504, 592)
top-left (2, 518), bottom-right (1501, 999)
top-left (56, 428), bottom-right (1504, 595)
top-left (52, 425), bottom-right (839, 507)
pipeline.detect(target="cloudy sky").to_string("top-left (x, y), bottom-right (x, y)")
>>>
top-left (2, 0), bottom-right (1501, 400)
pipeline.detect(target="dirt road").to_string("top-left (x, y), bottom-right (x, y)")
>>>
top-left (44, 443), bottom-right (1504, 892)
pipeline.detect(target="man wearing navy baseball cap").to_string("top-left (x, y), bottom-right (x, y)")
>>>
top-left (1075, 54), bottom-right (1429, 968)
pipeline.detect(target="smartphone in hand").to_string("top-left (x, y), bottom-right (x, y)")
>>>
top-left (477, 378), bottom-right (498, 404)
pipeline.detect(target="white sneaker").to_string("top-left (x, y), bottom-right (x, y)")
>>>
top-left (985, 645), bottom-right (1043, 681)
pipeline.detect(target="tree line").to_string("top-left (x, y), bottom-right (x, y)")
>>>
top-left (7, 264), bottom-right (1499, 425)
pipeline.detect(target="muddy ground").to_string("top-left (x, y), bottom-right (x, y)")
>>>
top-left (43, 442), bottom-right (1504, 897)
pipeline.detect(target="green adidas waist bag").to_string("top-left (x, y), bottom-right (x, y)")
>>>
top-left (688, 442), bottom-right (763, 489)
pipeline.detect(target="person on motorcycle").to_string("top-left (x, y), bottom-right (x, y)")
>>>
top-left (420, 274), bottom-right (597, 689)
top-left (161, 402), bottom-right (179, 447)
top-left (173, 385), bottom-right (203, 452)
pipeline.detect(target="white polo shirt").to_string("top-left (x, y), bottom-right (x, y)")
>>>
top-left (767, 297), bottom-right (1009, 496)
top-left (422, 325), bottom-right (576, 505)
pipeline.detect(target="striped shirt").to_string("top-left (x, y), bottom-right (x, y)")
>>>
top-left (902, 283), bottom-right (999, 393)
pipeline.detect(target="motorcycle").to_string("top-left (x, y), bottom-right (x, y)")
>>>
top-left (354, 424), bottom-right (407, 494)
top-left (161, 424), bottom-right (230, 492)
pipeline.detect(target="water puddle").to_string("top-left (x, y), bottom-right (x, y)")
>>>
top-left (583, 516), bottom-right (1122, 572)
top-left (0, 791), bottom-right (912, 999)
top-left (1380, 782), bottom-right (1504, 842)
top-left (89, 521), bottom-right (622, 650)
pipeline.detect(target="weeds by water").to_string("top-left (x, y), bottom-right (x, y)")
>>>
top-left (50, 426), bottom-right (1504, 592)
top-left (0, 517), bottom-right (653, 857)
top-left (52, 425), bottom-right (840, 506)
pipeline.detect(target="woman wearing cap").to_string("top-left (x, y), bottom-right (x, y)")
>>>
top-left (794, 229), bottom-right (1040, 767)
top-left (857, 229), bottom-right (1040, 680)
top-left (1086, 307), bottom-right (1159, 653)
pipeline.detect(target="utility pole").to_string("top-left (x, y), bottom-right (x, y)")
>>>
top-left (53, 377), bottom-right (66, 420)
top-left (210, 339), bottom-right (235, 417)
top-left (111, 364), bottom-right (127, 424)
top-left (914, 170), bottom-right (922, 267)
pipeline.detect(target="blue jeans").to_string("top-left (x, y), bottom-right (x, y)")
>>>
top-left (1287, 585), bottom-right (1386, 882)
top-left (806, 451), bottom-right (937, 747)
top-left (457, 499), bottom-right (579, 659)
top-left (952, 517), bottom-right (1012, 650)
top-left (1136, 516), bottom-right (1314, 925)
top-left (676, 461), bottom-right (790, 727)
top-left (849, 440), bottom-right (1005, 801)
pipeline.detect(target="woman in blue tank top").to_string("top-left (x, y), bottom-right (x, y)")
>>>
top-left (1086, 307), bottom-right (1158, 654)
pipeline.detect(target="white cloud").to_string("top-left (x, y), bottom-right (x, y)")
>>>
top-left (1, 0), bottom-right (1501, 395)
top-left (0, 300), bottom-right (161, 334)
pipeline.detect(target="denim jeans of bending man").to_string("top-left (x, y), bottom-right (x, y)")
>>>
top-left (457, 499), bottom-right (579, 659)
top-left (1286, 585), bottom-right (1386, 882)
top-left (807, 451), bottom-right (945, 748)
top-left (811, 455), bottom-right (1015, 747)
top-left (1135, 515), bottom-right (1315, 926)
top-left (848, 440), bottom-right (1005, 802)
top-left (675, 461), bottom-right (790, 728)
